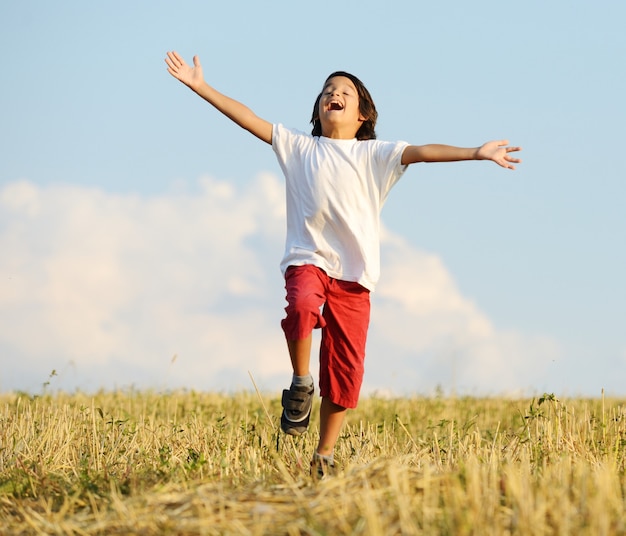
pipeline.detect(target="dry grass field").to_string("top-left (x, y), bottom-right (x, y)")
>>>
top-left (1, 388), bottom-right (626, 535)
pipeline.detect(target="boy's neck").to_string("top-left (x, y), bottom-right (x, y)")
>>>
top-left (320, 124), bottom-right (360, 140)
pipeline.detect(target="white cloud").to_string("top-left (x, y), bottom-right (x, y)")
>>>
top-left (0, 176), bottom-right (560, 395)
top-left (365, 232), bottom-right (561, 396)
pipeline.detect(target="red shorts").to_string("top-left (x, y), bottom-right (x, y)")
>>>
top-left (281, 265), bottom-right (371, 409)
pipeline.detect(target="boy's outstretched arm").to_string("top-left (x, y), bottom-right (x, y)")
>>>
top-left (165, 51), bottom-right (272, 144)
top-left (401, 140), bottom-right (522, 169)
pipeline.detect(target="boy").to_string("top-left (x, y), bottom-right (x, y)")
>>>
top-left (165, 51), bottom-right (521, 478)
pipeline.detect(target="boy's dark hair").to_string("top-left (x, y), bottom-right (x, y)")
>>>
top-left (310, 71), bottom-right (378, 140)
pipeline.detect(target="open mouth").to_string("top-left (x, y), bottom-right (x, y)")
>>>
top-left (328, 101), bottom-right (344, 111)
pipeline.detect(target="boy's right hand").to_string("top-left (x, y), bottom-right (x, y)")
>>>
top-left (165, 51), bottom-right (204, 91)
top-left (164, 50), bottom-right (273, 144)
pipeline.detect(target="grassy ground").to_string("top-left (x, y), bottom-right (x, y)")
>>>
top-left (1, 389), bottom-right (626, 534)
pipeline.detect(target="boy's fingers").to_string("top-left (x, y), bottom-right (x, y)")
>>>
top-left (166, 51), bottom-right (184, 68)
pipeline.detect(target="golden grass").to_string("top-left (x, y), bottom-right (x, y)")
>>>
top-left (1, 389), bottom-right (626, 534)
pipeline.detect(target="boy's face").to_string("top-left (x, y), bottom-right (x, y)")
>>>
top-left (317, 76), bottom-right (365, 138)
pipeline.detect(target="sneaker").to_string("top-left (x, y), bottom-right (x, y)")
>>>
top-left (311, 453), bottom-right (335, 481)
top-left (280, 383), bottom-right (314, 435)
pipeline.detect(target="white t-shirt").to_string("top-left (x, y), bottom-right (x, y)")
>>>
top-left (272, 123), bottom-right (409, 292)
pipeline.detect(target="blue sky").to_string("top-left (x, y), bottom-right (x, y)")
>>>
top-left (1, 1), bottom-right (624, 396)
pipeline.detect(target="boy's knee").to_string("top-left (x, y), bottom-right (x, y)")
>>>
top-left (282, 293), bottom-right (326, 339)
top-left (288, 292), bottom-right (321, 318)
top-left (323, 397), bottom-right (347, 412)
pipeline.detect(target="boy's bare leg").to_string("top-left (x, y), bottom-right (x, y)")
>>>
top-left (287, 335), bottom-right (312, 376)
top-left (316, 397), bottom-right (347, 456)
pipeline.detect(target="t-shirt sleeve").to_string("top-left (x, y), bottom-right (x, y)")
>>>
top-left (271, 123), bottom-right (289, 174)
top-left (372, 140), bottom-right (410, 202)
top-left (272, 123), bottom-right (308, 181)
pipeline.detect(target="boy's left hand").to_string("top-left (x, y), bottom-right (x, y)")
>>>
top-left (477, 140), bottom-right (522, 170)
